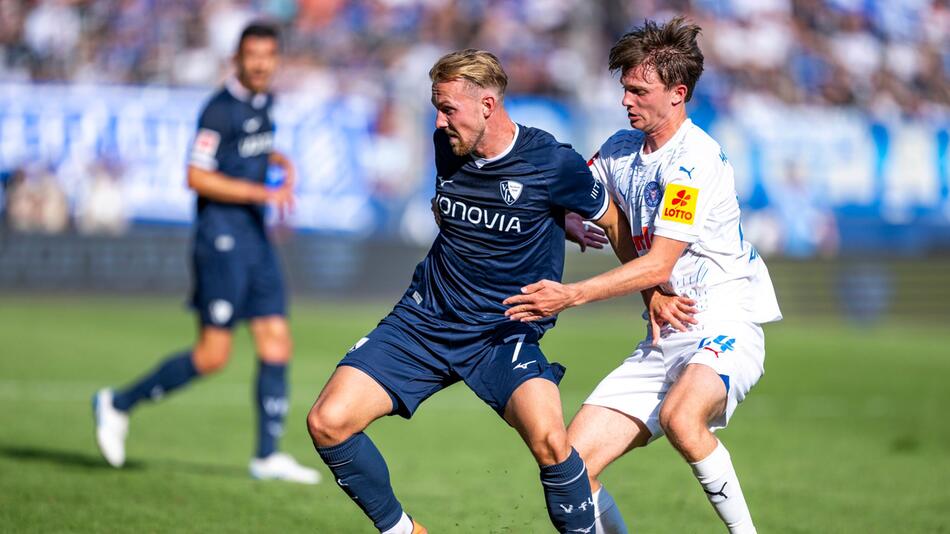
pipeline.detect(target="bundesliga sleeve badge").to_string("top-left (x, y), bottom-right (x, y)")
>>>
top-left (190, 128), bottom-right (221, 169)
top-left (661, 184), bottom-right (699, 225)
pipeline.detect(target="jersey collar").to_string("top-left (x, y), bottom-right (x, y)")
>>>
top-left (226, 76), bottom-right (269, 110)
top-left (472, 123), bottom-right (520, 168)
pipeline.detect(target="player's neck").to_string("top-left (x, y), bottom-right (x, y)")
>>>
top-left (642, 113), bottom-right (687, 154)
top-left (473, 114), bottom-right (517, 160)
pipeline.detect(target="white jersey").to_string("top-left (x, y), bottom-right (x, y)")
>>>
top-left (588, 119), bottom-right (782, 325)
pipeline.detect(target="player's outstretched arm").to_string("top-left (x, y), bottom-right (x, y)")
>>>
top-left (504, 235), bottom-right (687, 322)
top-left (187, 165), bottom-right (271, 204)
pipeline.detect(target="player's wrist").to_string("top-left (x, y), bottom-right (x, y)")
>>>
top-left (249, 183), bottom-right (270, 204)
top-left (568, 282), bottom-right (590, 308)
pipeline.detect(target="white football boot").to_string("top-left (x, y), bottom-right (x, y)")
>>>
top-left (249, 452), bottom-right (321, 485)
top-left (92, 389), bottom-right (128, 468)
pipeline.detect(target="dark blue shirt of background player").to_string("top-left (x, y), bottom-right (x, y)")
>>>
top-left (189, 76), bottom-right (276, 234)
top-left (391, 124), bottom-right (608, 331)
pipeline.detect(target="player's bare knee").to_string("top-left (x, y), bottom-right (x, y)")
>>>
top-left (256, 332), bottom-right (292, 363)
top-left (660, 409), bottom-right (705, 452)
top-left (306, 402), bottom-right (357, 447)
top-left (529, 429), bottom-right (572, 466)
top-left (258, 338), bottom-right (292, 363)
top-left (192, 345), bottom-right (230, 374)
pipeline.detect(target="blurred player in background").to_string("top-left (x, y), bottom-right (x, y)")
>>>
top-left (504, 17), bottom-right (782, 533)
top-left (305, 49), bottom-right (636, 534)
top-left (92, 22), bottom-right (319, 485)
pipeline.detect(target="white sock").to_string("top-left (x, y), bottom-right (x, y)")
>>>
top-left (593, 486), bottom-right (629, 534)
top-left (689, 440), bottom-right (756, 534)
top-left (380, 512), bottom-right (413, 534)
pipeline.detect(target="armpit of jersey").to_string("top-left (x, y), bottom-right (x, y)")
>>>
top-left (190, 128), bottom-right (220, 171)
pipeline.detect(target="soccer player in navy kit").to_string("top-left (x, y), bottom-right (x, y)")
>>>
top-left (306, 49), bottom-right (634, 534)
top-left (92, 23), bottom-right (319, 484)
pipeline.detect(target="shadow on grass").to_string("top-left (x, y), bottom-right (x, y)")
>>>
top-left (0, 444), bottom-right (246, 478)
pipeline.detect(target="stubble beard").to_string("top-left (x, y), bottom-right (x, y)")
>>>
top-left (449, 126), bottom-right (485, 157)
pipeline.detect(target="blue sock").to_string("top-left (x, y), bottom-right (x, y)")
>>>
top-left (112, 350), bottom-right (199, 412)
top-left (594, 485), bottom-right (629, 533)
top-left (540, 448), bottom-right (595, 533)
top-left (317, 432), bottom-right (404, 532)
top-left (255, 361), bottom-right (288, 458)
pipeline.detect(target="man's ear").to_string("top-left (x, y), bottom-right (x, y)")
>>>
top-left (671, 84), bottom-right (687, 106)
top-left (482, 93), bottom-right (497, 118)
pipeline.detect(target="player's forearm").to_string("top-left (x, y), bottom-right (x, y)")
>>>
top-left (570, 256), bottom-right (670, 307)
top-left (605, 223), bottom-right (636, 264)
top-left (187, 166), bottom-right (269, 204)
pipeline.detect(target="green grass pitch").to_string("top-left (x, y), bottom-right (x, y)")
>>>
top-left (0, 295), bottom-right (948, 533)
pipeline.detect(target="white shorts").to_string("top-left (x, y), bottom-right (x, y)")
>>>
top-left (583, 321), bottom-right (765, 444)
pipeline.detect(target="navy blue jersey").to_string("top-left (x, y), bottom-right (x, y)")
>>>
top-left (189, 77), bottom-right (275, 232)
top-left (392, 125), bottom-right (609, 331)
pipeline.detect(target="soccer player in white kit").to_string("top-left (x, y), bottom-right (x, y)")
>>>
top-left (504, 17), bottom-right (781, 533)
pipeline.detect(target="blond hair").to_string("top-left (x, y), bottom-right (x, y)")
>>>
top-left (429, 49), bottom-right (508, 97)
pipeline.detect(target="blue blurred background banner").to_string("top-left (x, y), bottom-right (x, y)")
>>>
top-left (2, 83), bottom-right (948, 256)
top-left (0, 82), bottom-right (376, 233)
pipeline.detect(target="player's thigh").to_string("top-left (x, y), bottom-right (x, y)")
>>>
top-left (568, 404), bottom-right (651, 481)
top-left (662, 322), bottom-right (764, 429)
top-left (191, 230), bottom-right (251, 329)
top-left (308, 366), bottom-right (394, 446)
top-left (504, 377), bottom-right (571, 465)
top-left (249, 315), bottom-right (291, 363)
top-left (193, 324), bottom-right (233, 374)
top-left (464, 324), bottom-right (565, 417)
top-left (660, 363), bottom-right (728, 429)
top-left (246, 241), bottom-right (287, 322)
top-left (583, 341), bottom-right (669, 443)
top-left (337, 320), bottom-right (455, 419)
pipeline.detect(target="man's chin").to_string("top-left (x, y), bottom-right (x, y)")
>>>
top-left (448, 138), bottom-right (472, 156)
top-left (450, 145), bottom-right (472, 157)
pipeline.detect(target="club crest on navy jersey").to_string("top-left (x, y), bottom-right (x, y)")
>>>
top-left (500, 180), bottom-right (523, 205)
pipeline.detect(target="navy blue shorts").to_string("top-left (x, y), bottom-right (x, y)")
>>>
top-left (189, 228), bottom-right (286, 329)
top-left (339, 313), bottom-right (565, 418)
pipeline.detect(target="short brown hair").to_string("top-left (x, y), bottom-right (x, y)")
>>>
top-left (609, 17), bottom-right (704, 101)
top-left (429, 49), bottom-right (508, 97)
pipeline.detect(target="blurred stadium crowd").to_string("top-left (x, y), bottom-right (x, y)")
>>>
top-left (1, 0), bottom-right (949, 260)
top-left (2, 0), bottom-right (948, 117)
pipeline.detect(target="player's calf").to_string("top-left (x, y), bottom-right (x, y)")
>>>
top-left (307, 367), bottom-right (420, 532)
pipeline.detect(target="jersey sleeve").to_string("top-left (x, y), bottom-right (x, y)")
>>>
top-left (652, 153), bottom-right (723, 243)
top-left (549, 146), bottom-right (610, 221)
top-left (189, 100), bottom-right (229, 171)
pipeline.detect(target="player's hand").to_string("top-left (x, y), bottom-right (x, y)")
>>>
top-left (267, 183), bottom-right (295, 222)
top-left (647, 291), bottom-right (697, 341)
top-left (565, 211), bottom-right (608, 252)
top-left (431, 197), bottom-right (442, 227)
top-left (503, 279), bottom-right (580, 322)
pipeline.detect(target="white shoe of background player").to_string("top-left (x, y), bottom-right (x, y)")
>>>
top-left (249, 452), bottom-right (321, 485)
top-left (93, 388), bottom-right (128, 468)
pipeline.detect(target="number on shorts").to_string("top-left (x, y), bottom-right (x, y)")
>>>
top-left (504, 334), bottom-right (526, 363)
